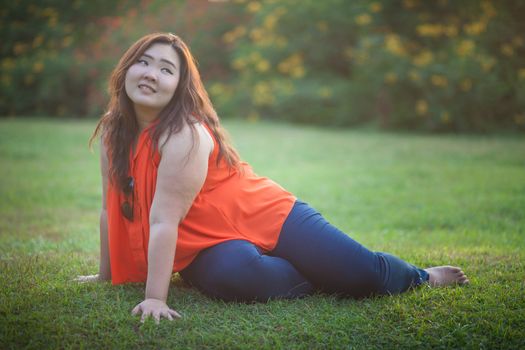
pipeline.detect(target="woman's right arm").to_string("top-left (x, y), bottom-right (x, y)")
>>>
top-left (98, 138), bottom-right (111, 281)
top-left (75, 137), bottom-right (111, 283)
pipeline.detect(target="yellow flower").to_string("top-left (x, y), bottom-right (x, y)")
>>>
top-left (384, 72), bottom-right (398, 84)
top-left (48, 16), bottom-right (58, 28)
top-left (290, 66), bottom-right (305, 78)
top-left (318, 86), bottom-right (332, 98)
top-left (481, 1), bottom-right (496, 18)
top-left (464, 21), bottom-right (486, 36)
top-left (440, 111), bottom-right (450, 123)
top-left (518, 69), bottom-right (525, 80)
top-left (256, 59), bottom-right (270, 72)
top-left (402, 0), bottom-right (418, 9)
top-left (209, 83), bottom-right (225, 96)
top-left (264, 15), bottom-right (278, 30)
top-left (249, 28), bottom-right (264, 43)
top-left (223, 26), bottom-right (246, 44)
top-left (317, 21), bottom-right (328, 33)
top-left (33, 35), bottom-right (44, 48)
top-left (514, 114), bottom-right (525, 125)
top-left (370, 2), bottom-right (382, 12)
top-left (2, 58), bottom-right (15, 70)
top-left (355, 14), bottom-right (372, 26)
top-left (249, 52), bottom-right (262, 62)
top-left (13, 42), bottom-right (27, 55)
top-left (456, 40), bottom-right (475, 57)
top-left (278, 53), bottom-right (304, 78)
top-left (384, 34), bottom-right (406, 56)
top-left (416, 100), bottom-right (428, 116)
top-left (232, 57), bottom-right (246, 70)
top-left (252, 82), bottom-right (274, 105)
top-left (408, 69), bottom-right (421, 82)
top-left (412, 50), bottom-right (433, 66)
top-left (416, 24), bottom-right (443, 37)
top-left (246, 1), bottom-right (261, 13)
top-left (460, 78), bottom-right (472, 91)
top-left (62, 36), bottom-right (73, 48)
top-left (501, 44), bottom-right (514, 57)
top-left (41, 7), bottom-right (58, 18)
top-left (479, 56), bottom-right (496, 72)
top-left (431, 74), bottom-right (448, 87)
top-left (33, 62), bottom-right (44, 73)
top-left (275, 36), bottom-right (288, 48)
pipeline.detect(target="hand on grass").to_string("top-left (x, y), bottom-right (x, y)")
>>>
top-left (132, 298), bottom-right (181, 324)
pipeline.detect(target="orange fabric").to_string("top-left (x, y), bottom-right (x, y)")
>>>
top-left (106, 123), bottom-right (296, 284)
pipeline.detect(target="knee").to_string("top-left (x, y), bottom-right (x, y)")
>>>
top-left (194, 250), bottom-right (265, 302)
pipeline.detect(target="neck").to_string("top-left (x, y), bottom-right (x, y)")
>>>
top-left (134, 107), bottom-right (158, 132)
top-left (137, 118), bottom-right (153, 132)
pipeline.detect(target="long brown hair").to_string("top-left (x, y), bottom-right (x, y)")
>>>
top-left (89, 33), bottom-right (240, 192)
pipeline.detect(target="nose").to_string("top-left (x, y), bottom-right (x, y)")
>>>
top-left (143, 68), bottom-right (157, 82)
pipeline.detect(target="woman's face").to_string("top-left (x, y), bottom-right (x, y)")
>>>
top-left (124, 43), bottom-right (181, 119)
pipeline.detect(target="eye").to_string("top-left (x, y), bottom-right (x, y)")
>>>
top-left (161, 67), bottom-right (173, 75)
top-left (137, 59), bottom-right (148, 65)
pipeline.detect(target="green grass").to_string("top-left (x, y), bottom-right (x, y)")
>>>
top-left (1, 117), bottom-right (524, 349)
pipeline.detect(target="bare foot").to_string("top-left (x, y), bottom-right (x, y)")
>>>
top-left (424, 266), bottom-right (469, 287)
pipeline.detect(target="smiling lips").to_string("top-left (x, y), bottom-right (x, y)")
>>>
top-left (138, 84), bottom-right (156, 93)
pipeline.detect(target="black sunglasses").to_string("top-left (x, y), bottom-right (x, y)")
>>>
top-left (121, 176), bottom-right (134, 221)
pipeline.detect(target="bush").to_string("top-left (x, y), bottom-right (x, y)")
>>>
top-left (0, 0), bottom-right (144, 117)
top-left (0, 0), bottom-right (242, 118)
top-left (212, 0), bottom-right (525, 132)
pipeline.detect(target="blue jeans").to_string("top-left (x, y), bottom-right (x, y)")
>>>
top-left (180, 200), bottom-right (429, 302)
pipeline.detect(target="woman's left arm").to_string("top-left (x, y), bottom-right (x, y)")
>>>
top-left (131, 123), bottom-right (212, 324)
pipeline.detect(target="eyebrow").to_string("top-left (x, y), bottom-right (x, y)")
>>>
top-left (141, 53), bottom-right (177, 69)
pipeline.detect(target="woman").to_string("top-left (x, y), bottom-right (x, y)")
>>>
top-left (77, 33), bottom-right (469, 324)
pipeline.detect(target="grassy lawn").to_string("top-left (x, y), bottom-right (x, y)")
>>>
top-left (1, 117), bottom-right (524, 349)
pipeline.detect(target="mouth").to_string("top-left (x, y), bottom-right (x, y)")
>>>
top-left (138, 84), bottom-right (156, 93)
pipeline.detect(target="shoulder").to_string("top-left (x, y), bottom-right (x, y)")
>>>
top-left (157, 120), bottom-right (214, 160)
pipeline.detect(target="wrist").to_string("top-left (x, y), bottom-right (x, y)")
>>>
top-left (145, 291), bottom-right (167, 303)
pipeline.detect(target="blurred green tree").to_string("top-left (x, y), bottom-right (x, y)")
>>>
top-left (216, 0), bottom-right (525, 132)
top-left (0, 0), bottom-right (144, 117)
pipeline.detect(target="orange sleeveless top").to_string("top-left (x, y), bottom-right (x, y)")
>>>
top-left (106, 123), bottom-right (296, 284)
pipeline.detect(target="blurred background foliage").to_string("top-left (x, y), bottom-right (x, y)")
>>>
top-left (1, 0), bottom-right (524, 132)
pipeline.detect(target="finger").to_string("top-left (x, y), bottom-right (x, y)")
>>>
top-left (160, 310), bottom-right (174, 321)
top-left (74, 276), bottom-right (85, 283)
top-left (169, 309), bottom-right (182, 318)
top-left (153, 311), bottom-right (160, 325)
top-left (131, 305), bottom-right (141, 316)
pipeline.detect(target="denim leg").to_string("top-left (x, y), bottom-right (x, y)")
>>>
top-left (375, 252), bottom-right (429, 295)
top-left (271, 200), bottom-right (428, 298)
top-left (180, 240), bottom-right (314, 302)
